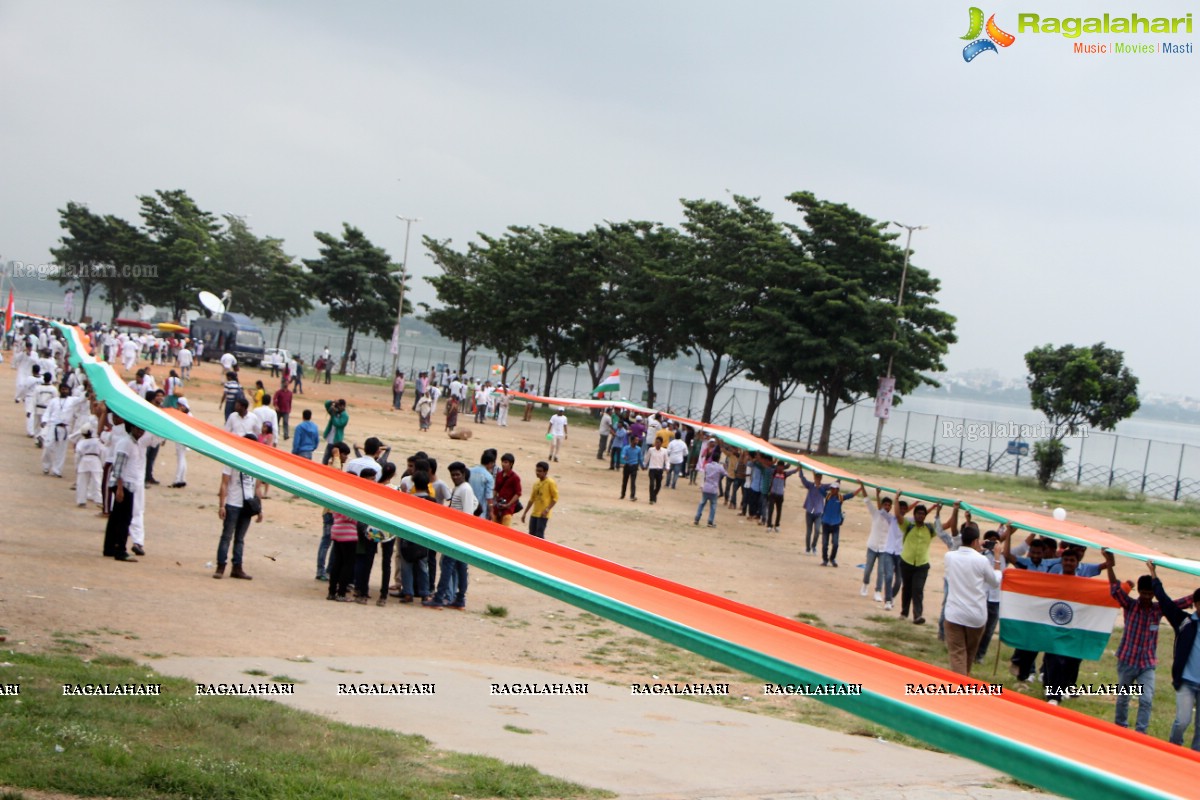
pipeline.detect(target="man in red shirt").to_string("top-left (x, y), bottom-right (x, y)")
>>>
top-left (273, 385), bottom-right (293, 440)
top-left (492, 453), bottom-right (522, 526)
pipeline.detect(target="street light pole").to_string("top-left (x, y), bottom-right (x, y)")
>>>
top-left (390, 215), bottom-right (419, 378)
top-left (872, 221), bottom-right (927, 456)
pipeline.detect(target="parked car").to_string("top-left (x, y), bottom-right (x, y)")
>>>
top-left (262, 348), bottom-right (291, 371)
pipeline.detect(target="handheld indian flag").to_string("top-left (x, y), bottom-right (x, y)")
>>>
top-left (999, 569), bottom-right (1119, 660)
top-left (3, 289), bottom-right (13, 336)
top-left (591, 368), bottom-right (620, 397)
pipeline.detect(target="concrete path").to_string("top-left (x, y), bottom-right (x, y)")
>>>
top-left (156, 656), bottom-right (1045, 800)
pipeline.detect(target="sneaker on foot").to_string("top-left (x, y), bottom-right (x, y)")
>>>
top-left (874, 591), bottom-right (883, 602)
top-left (884, 601), bottom-right (893, 611)
top-left (860, 585), bottom-right (868, 597)
top-left (131, 544), bottom-right (145, 556)
top-left (707, 522), bottom-right (716, 528)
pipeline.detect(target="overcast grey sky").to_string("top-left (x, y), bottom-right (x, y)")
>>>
top-left (2, 1), bottom-right (1196, 395)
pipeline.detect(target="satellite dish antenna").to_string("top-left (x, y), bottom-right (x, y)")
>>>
top-left (198, 291), bottom-right (225, 316)
top-left (138, 304), bottom-right (157, 321)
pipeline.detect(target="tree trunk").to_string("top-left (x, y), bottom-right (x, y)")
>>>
top-left (275, 319), bottom-right (288, 349)
top-left (541, 358), bottom-right (560, 398)
top-left (339, 326), bottom-right (356, 375)
top-left (457, 337), bottom-right (471, 376)
top-left (645, 358), bottom-right (659, 408)
top-left (79, 283), bottom-right (92, 321)
top-left (758, 385), bottom-right (785, 442)
top-left (816, 392), bottom-right (840, 455)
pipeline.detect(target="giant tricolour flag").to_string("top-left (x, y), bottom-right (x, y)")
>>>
top-left (999, 569), bottom-right (1120, 660)
top-left (591, 368), bottom-right (620, 396)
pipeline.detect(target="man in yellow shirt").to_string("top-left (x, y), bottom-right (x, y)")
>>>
top-left (521, 461), bottom-right (559, 539)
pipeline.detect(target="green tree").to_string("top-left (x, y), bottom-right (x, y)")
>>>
top-left (216, 215), bottom-right (312, 347)
top-left (99, 214), bottom-right (149, 321)
top-left (50, 202), bottom-right (107, 321)
top-left (785, 192), bottom-right (957, 454)
top-left (137, 189), bottom-right (222, 320)
top-left (423, 237), bottom-right (486, 375)
top-left (678, 198), bottom-right (753, 422)
top-left (598, 221), bottom-right (690, 407)
top-left (688, 196), bottom-right (818, 440)
top-left (488, 226), bottom-right (594, 397)
top-left (306, 224), bottom-right (408, 375)
top-left (1025, 342), bottom-right (1140, 487)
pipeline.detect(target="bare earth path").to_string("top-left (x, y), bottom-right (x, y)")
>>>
top-left (3, 358), bottom-right (1196, 798)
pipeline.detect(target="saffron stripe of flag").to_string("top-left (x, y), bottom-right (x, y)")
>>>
top-left (592, 368), bottom-right (620, 395)
top-left (3, 290), bottom-right (13, 335)
top-left (999, 570), bottom-right (1119, 661)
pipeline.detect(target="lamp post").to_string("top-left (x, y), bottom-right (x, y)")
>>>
top-left (872, 221), bottom-right (927, 456)
top-left (390, 215), bottom-right (419, 378)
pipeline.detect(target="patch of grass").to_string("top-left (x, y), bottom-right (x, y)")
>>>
top-left (503, 725), bottom-right (535, 735)
top-left (270, 675), bottom-right (303, 684)
top-left (485, 605), bottom-right (509, 618)
top-left (243, 669), bottom-right (269, 677)
top-left (0, 651), bottom-right (609, 799)
top-left (794, 612), bottom-right (823, 625)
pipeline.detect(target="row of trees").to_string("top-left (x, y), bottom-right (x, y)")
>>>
top-left (424, 192), bottom-right (959, 452)
top-left (52, 191), bottom-right (411, 374)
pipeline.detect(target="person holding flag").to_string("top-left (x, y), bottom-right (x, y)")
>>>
top-left (943, 526), bottom-right (1003, 675)
top-left (592, 368), bottom-right (620, 398)
top-left (1151, 562), bottom-right (1200, 750)
top-left (1103, 551), bottom-right (1194, 734)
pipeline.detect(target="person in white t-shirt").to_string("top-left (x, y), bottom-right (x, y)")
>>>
top-left (546, 408), bottom-right (568, 462)
top-left (219, 352), bottom-right (237, 373)
top-left (943, 527), bottom-right (1002, 676)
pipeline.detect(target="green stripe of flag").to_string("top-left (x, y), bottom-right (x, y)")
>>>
top-left (999, 619), bottom-right (1112, 661)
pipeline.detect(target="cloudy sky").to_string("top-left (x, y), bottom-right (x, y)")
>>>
top-left (2, 1), bottom-right (1196, 394)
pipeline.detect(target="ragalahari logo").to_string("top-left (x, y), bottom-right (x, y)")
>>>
top-left (962, 7), bottom-right (1016, 61)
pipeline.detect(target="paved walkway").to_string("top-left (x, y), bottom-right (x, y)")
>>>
top-left (157, 656), bottom-right (1044, 799)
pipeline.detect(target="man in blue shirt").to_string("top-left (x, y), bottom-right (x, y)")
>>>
top-left (290, 409), bottom-right (320, 459)
top-left (798, 467), bottom-right (827, 556)
top-left (620, 437), bottom-right (642, 501)
top-left (468, 449), bottom-right (497, 519)
top-left (1152, 562), bottom-right (1200, 750)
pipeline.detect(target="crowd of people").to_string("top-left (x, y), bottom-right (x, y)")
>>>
top-left (7, 316), bottom-right (1200, 751)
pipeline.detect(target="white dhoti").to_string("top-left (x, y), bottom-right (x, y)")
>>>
top-left (129, 480), bottom-right (146, 547)
top-left (76, 465), bottom-right (102, 505)
top-left (174, 443), bottom-right (188, 485)
top-left (41, 424), bottom-right (69, 475)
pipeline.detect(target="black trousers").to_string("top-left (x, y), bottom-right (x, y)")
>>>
top-left (103, 487), bottom-right (134, 558)
top-left (648, 468), bottom-right (664, 502)
top-left (1011, 649), bottom-right (1040, 681)
top-left (1043, 653), bottom-right (1081, 700)
top-left (353, 540), bottom-right (378, 598)
top-left (144, 445), bottom-right (159, 482)
top-left (899, 560), bottom-right (930, 619)
top-left (327, 541), bottom-right (356, 598)
top-left (621, 464), bottom-right (638, 499)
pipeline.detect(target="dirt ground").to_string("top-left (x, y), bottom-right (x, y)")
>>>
top-left (2, 355), bottom-right (1198, 782)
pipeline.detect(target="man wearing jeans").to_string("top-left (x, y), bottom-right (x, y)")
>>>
top-left (1104, 552), bottom-right (1193, 733)
top-left (860, 484), bottom-right (895, 602)
top-left (644, 438), bottom-right (669, 504)
top-left (798, 468), bottom-right (826, 556)
top-left (1151, 562), bottom-right (1200, 748)
top-left (694, 454), bottom-right (724, 528)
